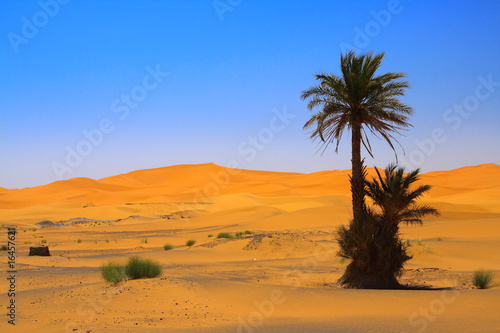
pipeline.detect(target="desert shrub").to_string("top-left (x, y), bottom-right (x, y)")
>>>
top-left (101, 262), bottom-right (125, 284)
top-left (414, 238), bottom-right (425, 246)
top-left (41, 239), bottom-right (47, 244)
top-left (217, 232), bottom-right (234, 239)
top-left (337, 209), bottom-right (411, 288)
top-left (0, 245), bottom-right (7, 251)
top-left (405, 238), bottom-right (426, 246)
top-left (163, 243), bottom-right (174, 251)
top-left (125, 256), bottom-right (162, 280)
top-left (76, 238), bottom-right (82, 243)
top-left (405, 237), bottom-right (433, 254)
top-left (208, 234), bottom-right (213, 238)
top-left (217, 231), bottom-right (252, 239)
top-left (186, 240), bottom-right (196, 247)
top-left (473, 270), bottom-right (495, 289)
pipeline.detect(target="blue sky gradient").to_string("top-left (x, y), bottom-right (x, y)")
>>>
top-left (1, 0), bottom-right (499, 188)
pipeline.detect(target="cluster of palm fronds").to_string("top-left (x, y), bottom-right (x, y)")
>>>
top-left (337, 164), bottom-right (439, 288)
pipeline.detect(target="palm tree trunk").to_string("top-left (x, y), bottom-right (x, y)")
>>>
top-left (351, 122), bottom-right (364, 221)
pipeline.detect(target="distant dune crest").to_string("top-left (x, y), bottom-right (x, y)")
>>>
top-left (0, 163), bottom-right (498, 209)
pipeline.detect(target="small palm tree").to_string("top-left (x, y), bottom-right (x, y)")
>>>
top-left (301, 51), bottom-right (413, 222)
top-left (366, 164), bottom-right (439, 230)
top-left (337, 164), bottom-right (439, 288)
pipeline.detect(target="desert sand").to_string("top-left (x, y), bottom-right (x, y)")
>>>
top-left (1, 163), bottom-right (499, 332)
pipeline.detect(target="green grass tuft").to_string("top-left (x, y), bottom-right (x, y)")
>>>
top-left (217, 232), bottom-right (234, 239)
top-left (0, 245), bottom-right (7, 251)
top-left (125, 256), bottom-right (162, 280)
top-left (473, 269), bottom-right (495, 289)
top-left (101, 262), bottom-right (125, 284)
top-left (186, 240), bottom-right (196, 247)
top-left (404, 237), bottom-right (411, 247)
top-left (236, 231), bottom-right (252, 238)
top-left (405, 237), bottom-right (434, 254)
top-left (414, 238), bottom-right (425, 246)
top-left (163, 243), bottom-right (174, 251)
top-left (217, 231), bottom-right (253, 239)
top-left (405, 237), bottom-right (426, 246)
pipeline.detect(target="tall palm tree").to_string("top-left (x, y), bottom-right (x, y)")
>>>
top-left (337, 164), bottom-right (439, 288)
top-left (301, 51), bottom-right (413, 222)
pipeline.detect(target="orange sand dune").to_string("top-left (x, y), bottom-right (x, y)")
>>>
top-left (421, 163), bottom-right (500, 190)
top-left (2, 163), bottom-right (498, 210)
top-left (0, 163), bottom-right (499, 332)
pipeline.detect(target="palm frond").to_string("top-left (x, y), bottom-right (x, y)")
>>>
top-left (302, 51), bottom-right (413, 157)
top-left (365, 164), bottom-right (439, 227)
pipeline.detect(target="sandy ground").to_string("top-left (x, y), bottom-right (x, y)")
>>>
top-left (1, 163), bottom-right (499, 332)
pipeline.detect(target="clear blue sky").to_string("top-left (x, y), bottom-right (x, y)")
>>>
top-left (1, 0), bottom-right (499, 189)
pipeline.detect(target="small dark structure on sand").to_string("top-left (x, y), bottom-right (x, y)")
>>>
top-left (29, 246), bottom-right (51, 256)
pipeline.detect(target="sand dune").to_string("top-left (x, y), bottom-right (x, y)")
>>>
top-left (421, 163), bottom-right (500, 190)
top-left (3, 163), bottom-right (498, 209)
top-left (0, 163), bottom-right (499, 332)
